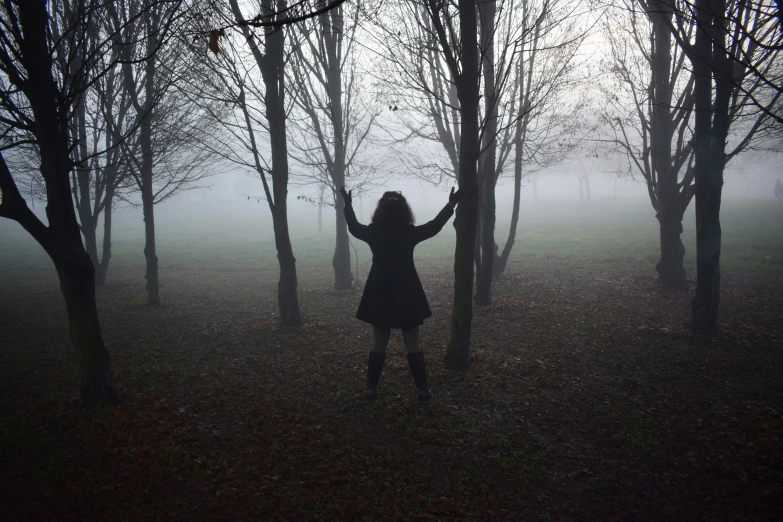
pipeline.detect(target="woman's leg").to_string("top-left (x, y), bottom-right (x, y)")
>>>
top-left (401, 326), bottom-right (421, 353)
top-left (403, 326), bottom-right (432, 400)
top-left (372, 326), bottom-right (392, 353)
top-left (366, 326), bottom-right (391, 399)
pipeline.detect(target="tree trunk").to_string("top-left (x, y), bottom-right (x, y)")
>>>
top-left (266, 0), bottom-right (301, 326)
top-left (578, 178), bottom-right (584, 200)
top-left (474, 0), bottom-right (497, 307)
top-left (494, 121), bottom-right (524, 279)
top-left (691, 0), bottom-right (729, 334)
top-left (96, 183), bottom-right (114, 286)
top-left (333, 205), bottom-right (353, 289)
top-left (532, 176), bottom-right (537, 200)
top-left (140, 12), bottom-right (160, 307)
top-left (319, 7), bottom-right (353, 291)
top-left (318, 184), bottom-right (324, 233)
top-left (81, 216), bottom-right (100, 271)
top-left (55, 246), bottom-right (117, 407)
top-left (273, 210), bottom-right (302, 326)
top-left (141, 184), bottom-right (160, 306)
top-left (8, 0), bottom-right (116, 408)
top-left (650, 1), bottom-right (687, 287)
top-left (445, 0), bottom-right (480, 369)
top-left (656, 214), bottom-right (686, 285)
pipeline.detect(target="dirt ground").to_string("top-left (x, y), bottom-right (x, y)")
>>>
top-left (1, 257), bottom-right (781, 521)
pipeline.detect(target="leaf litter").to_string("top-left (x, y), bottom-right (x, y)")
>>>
top-left (0, 256), bottom-right (781, 520)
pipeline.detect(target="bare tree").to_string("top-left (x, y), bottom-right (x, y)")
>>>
top-left (287, 4), bottom-right (379, 290)
top-left (186, 0), bottom-right (302, 325)
top-left (601, 0), bottom-right (696, 285)
top-left (109, 0), bottom-right (213, 307)
top-left (70, 46), bottom-right (135, 286)
top-left (374, 0), bottom-right (589, 297)
top-left (660, 0), bottom-right (781, 332)
top-left (424, 0), bottom-right (481, 368)
top-left (0, 0), bottom-right (182, 407)
top-left (491, 0), bottom-right (588, 278)
top-left (575, 161), bottom-right (594, 201)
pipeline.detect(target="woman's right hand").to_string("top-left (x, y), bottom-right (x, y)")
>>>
top-left (340, 186), bottom-right (352, 206)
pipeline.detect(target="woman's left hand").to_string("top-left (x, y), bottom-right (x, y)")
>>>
top-left (449, 187), bottom-right (462, 207)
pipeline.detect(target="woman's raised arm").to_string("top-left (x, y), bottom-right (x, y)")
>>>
top-left (413, 187), bottom-right (461, 244)
top-left (341, 187), bottom-right (371, 243)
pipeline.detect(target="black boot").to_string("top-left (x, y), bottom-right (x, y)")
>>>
top-left (407, 351), bottom-right (432, 401)
top-left (366, 351), bottom-right (386, 400)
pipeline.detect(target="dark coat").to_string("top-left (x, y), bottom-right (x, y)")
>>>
top-left (345, 203), bottom-right (454, 329)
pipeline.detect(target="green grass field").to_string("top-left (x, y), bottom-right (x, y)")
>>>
top-left (2, 199), bottom-right (781, 278)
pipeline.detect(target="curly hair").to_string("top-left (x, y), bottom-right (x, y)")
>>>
top-left (371, 191), bottom-right (415, 227)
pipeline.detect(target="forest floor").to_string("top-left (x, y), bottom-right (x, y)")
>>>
top-left (1, 254), bottom-right (782, 521)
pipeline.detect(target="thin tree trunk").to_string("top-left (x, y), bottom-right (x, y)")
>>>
top-left (585, 176), bottom-right (591, 201)
top-left (333, 205), bottom-right (352, 289)
top-left (96, 184), bottom-right (114, 286)
top-left (269, 102), bottom-right (301, 326)
top-left (475, 0), bottom-right (497, 307)
top-left (323, 8), bottom-right (353, 291)
top-left (273, 208), bottom-right (301, 326)
top-left (318, 184), bottom-right (324, 233)
top-left (445, 0), bottom-right (480, 369)
top-left (140, 100), bottom-right (159, 306)
top-left (494, 121), bottom-right (524, 278)
top-left (140, 9), bottom-right (159, 307)
top-left (651, 1), bottom-right (687, 287)
top-left (267, 0), bottom-right (301, 326)
top-left (229, 0), bottom-right (302, 326)
top-left (691, 0), bottom-right (729, 334)
top-left (141, 183), bottom-right (159, 306)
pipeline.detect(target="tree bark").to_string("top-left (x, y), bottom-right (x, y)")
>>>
top-left (325, 10), bottom-right (353, 291)
top-left (474, 0), bottom-right (497, 307)
top-left (494, 118), bottom-right (524, 278)
top-left (650, 1), bottom-right (688, 287)
top-left (318, 184), bottom-right (325, 233)
top-left (656, 214), bottom-right (686, 284)
top-left (229, 0), bottom-right (302, 326)
top-left (445, 0), bottom-right (480, 369)
top-left (140, 55), bottom-right (160, 306)
top-left (333, 204), bottom-right (353, 289)
top-left (135, 7), bottom-right (160, 307)
top-left (141, 181), bottom-right (160, 306)
top-left (266, 0), bottom-right (301, 326)
top-left (691, 0), bottom-right (729, 334)
top-left (96, 183), bottom-right (114, 286)
top-left (55, 246), bottom-right (117, 408)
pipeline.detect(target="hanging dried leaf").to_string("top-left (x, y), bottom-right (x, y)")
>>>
top-left (208, 29), bottom-right (221, 54)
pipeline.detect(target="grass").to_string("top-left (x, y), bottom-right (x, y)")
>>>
top-left (2, 199), bottom-right (782, 277)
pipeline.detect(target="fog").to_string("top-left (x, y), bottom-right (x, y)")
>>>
top-left (4, 148), bottom-right (779, 252)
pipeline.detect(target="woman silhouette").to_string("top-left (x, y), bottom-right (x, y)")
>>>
top-left (340, 186), bottom-right (461, 400)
